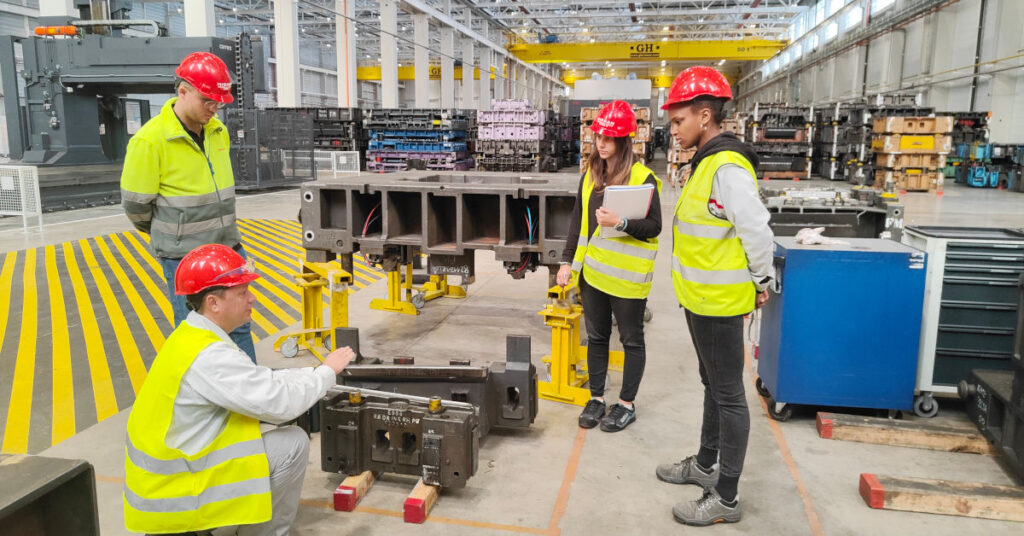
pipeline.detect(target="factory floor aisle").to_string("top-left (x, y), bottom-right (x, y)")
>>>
top-left (4, 178), bottom-right (1022, 535)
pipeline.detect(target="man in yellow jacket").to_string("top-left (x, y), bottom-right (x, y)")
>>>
top-left (120, 52), bottom-right (256, 362)
top-left (124, 244), bottom-right (354, 535)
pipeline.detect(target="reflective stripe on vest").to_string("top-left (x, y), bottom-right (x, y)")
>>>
top-left (124, 322), bottom-right (271, 533)
top-left (571, 161), bottom-right (662, 299)
top-left (671, 151), bottom-right (758, 316)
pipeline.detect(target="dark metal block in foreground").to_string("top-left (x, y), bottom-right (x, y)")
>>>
top-left (338, 333), bottom-right (538, 437)
top-left (320, 390), bottom-right (479, 488)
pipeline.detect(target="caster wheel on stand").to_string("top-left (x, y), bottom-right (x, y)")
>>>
top-left (765, 398), bottom-right (793, 421)
top-left (411, 293), bottom-right (426, 310)
top-left (755, 377), bottom-right (772, 398)
top-left (913, 393), bottom-right (939, 418)
top-left (280, 337), bottom-right (299, 358)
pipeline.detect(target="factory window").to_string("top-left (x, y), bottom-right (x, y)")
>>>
top-left (810, 33), bottom-right (820, 51)
top-left (824, 22), bottom-right (838, 43)
top-left (827, 0), bottom-right (845, 16)
top-left (844, 6), bottom-right (863, 29)
top-left (814, 1), bottom-right (826, 25)
top-left (792, 43), bottom-right (802, 58)
top-left (871, 0), bottom-right (895, 14)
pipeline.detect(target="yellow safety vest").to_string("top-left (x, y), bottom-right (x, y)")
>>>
top-left (571, 161), bottom-right (662, 299)
top-left (671, 151), bottom-right (758, 316)
top-left (120, 97), bottom-right (239, 259)
top-left (123, 322), bottom-right (271, 533)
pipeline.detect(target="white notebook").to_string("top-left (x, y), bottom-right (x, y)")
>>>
top-left (599, 183), bottom-right (655, 238)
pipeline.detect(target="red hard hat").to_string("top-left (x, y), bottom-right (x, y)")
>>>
top-left (590, 100), bottom-right (637, 138)
top-left (174, 244), bottom-right (259, 295)
top-left (175, 52), bottom-right (234, 104)
top-left (661, 66), bottom-right (732, 110)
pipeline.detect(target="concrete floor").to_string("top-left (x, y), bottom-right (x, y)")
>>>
top-left (7, 167), bottom-right (1024, 535)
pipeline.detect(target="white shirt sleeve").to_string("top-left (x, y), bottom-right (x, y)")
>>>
top-left (712, 164), bottom-right (776, 292)
top-left (184, 341), bottom-right (338, 424)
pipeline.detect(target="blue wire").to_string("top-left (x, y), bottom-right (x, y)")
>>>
top-left (526, 207), bottom-right (534, 245)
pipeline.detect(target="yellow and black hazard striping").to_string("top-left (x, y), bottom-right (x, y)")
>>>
top-left (0, 219), bottom-right (382, 455)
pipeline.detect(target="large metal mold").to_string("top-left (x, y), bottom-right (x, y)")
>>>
top-left (338, 334), bottom-right (538, 438)
top-left (299, 171), bottom-right (579, 274)
top-left (320, 388), bottom-right (479, 488)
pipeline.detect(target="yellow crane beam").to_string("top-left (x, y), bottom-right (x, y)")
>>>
top-left (509, 39), bottom-right (786, 63)
top-left (357, 65), bottom-right (502, 81)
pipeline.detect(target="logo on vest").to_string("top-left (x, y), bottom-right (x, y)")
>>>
top-left (708, 198), bottom-right (726, 219)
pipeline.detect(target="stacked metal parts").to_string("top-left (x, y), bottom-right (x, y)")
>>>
top-left (811, 95), bottom-right (933, 185)
top-left (940, 114), bottom-right (1021, 189)
top-left (550, 112), bottom-right (577, 171)
top-left (311, 108), bottom-right (366, 156)
top-left (223, 108), bottom-right (316, 190)
top-left (578, 105), bottom-right (654, 172)
top-left (364, 109), bottom-right (474, 172)
top-left (475, 99), bottom-right (551, 172)
top-left (871, 115), bottom-right (953, 193)
top-left (747, 104), bottom-right (813, 180)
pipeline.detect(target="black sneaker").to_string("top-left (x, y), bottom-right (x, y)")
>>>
top-left (578, 398), bottom-right (606, 429)
top-left (599, 403), bottom-right (636, 432)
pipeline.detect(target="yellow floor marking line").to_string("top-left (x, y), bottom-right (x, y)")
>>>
top-left (62, 242), bottom-right (119, 421)
top-left (107, 233), bottom-right (173, 323)
top-left (0, 252), bottom-right (17, 369)
top-left (248, 285), bottom-right (298, 327)
top-left (248, 307), bottom-right (276, 341)
top-left (239, 222), bottom-right (371, 286)
top-left (79, 240), bottom-right (147, 394)
top-left (249, 268), bottom-right (303, 311)
top-left (95, 236), bottom-right (167, 353)
top-left (122, 232), bottom-right (165, 280)
top-left (240, 235), bottom-right (369, 290)
top-left (1, 249), bottom-right (37, 454)
top-left (245, 219), bottom-right (383, 280)
top-left (45, 246), bottom-right (75, 446)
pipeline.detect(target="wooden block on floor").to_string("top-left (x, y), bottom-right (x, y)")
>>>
top-left (332, 471), bottom-right (376, 512)
top-left (859, 473), bottom-right (1024, 522)
top-left (816, 412), bottom-right (997, 455)
top-left (403, 478), bottom-right (440, 523)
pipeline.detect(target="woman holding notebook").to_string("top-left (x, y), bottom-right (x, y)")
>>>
top-left (556, 100), bottom-right (663, 433)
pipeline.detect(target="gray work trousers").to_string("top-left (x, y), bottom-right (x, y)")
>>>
top-left (236, 426), bottom-right (310, 536)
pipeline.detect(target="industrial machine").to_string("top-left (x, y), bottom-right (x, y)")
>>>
top-left (299, 170), bottom-right (580, 277)
top-left (756, 237), bottom-right (927, 420)
top-left (320, 334), bottom-right (538, 488)
top-left (760, 186), bottom-right (905, 241)
top-left (0, 454), bottom-right (99, 536)
top-left (0, 1), bottom-right (271, 211)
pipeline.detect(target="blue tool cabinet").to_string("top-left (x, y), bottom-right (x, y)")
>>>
top-left (756, 238), bottom-right (927, 420)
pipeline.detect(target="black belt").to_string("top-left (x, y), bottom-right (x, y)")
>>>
top-left (233, 243), bottom-right (243, 252)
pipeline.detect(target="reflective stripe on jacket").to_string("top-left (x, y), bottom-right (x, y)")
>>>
top-left (123, 322), bottom-right (271, 533)
top-left (120, 98), bottom-right (239, 259)
top-left (671, 150), bottom-right (758, 316)
top-left (571, 161), bottom-right (662, 299)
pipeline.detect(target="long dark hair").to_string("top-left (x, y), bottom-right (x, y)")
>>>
top-left (584, 136), bottom-right (635, 192)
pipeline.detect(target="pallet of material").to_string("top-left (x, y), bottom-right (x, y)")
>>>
top-left (668, 147), bottom-right (696, 164)
top-left (874, 170), bottom-right (943, 191)
top-left (872, 116), bottom-right (955, 134)
top-left (753, 128), bottom-right (809, 143)
top-left (721, 118), bottom-right (744, 139)
top-left (580, 141), bottom-right (646, 156)
top-left (875, 153), bottom-right (947, 170)
top-left (761, 171), bottom-right (809, 180)
top-left (871, 134), bottom-right (952, 154)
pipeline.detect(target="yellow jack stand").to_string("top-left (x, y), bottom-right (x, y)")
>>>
top-left (415, 275), bottom-right (467, 308)
top-left (274, 260), bottom-right (352, 362)
top-left (370, 263), bottom-right (419, 315)
top-left (538, 283), bottom-right (624, 406)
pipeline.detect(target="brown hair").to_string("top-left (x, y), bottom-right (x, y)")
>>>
top-left (584, 135), bottom-right (636, 192)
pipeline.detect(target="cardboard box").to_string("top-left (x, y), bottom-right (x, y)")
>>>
top-left (581, 108), bottom-right (599, 122)
top-left (875, 153), bottom-right (947, 170)
top-left (635, 123), bottom-right (651, 141)
top-left (871, 134), bottom-right (952, 154)
top-left (632, 106), bottom-right (652, 122)
top-left (580, 125), bottom-right (594, 142)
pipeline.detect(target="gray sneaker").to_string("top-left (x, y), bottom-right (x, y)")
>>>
top-left (656, 455), bottom-right (719, 488)
top-left (673, 488), bottom-right (741, 526)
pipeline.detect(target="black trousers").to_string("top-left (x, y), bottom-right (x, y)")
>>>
top-left (685, 309), bottom-right (750, 479)
top-left (580, 272), bottom-right (647, 402)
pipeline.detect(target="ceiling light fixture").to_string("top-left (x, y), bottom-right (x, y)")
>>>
top-left (662, 37), bottom-right (668, 41)
top-left (718, 59), bottom-right (726, 66)
top-left (661, 60), bottom-right (666, 66)
top-left (662, 26), bottom-right (669, 31)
